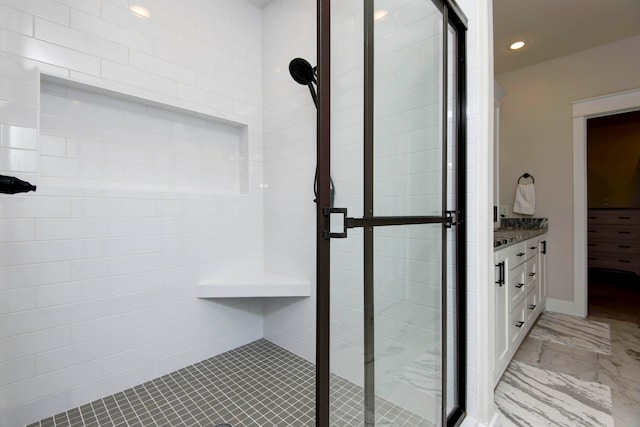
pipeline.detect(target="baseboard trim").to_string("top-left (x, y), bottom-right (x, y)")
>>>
top-left (545, 298), bottom-right (575, 316)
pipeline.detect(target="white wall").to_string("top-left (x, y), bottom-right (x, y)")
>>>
top-left (0, 1), bottom-right (266, 425)
top-left (262, 0), bottom-right (318, 363)
top-left (496, 34), bottom-right (640, 303)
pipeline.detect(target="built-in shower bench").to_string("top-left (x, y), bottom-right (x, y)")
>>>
top-left (196, 271), bottom-right (311, 298)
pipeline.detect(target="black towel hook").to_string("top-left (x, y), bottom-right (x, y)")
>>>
top-left (518, 172), bottom-right (535, 184)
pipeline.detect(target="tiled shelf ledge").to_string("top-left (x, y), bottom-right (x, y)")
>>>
top-left (196, 271), bottom-right (311, 298)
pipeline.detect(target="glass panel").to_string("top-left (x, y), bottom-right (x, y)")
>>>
top-left (330, 229), bottom-right (365, 425)
top-left (373, 0), bottom-right (444, 217)
top-left (374, 223), bottom-right (443, 426)
top-left (331, 0), bottom-right (365, 219)
top-left (446, 22), bottom-right (459, 417)
top-left (330, 0), bottom-right (365, 424)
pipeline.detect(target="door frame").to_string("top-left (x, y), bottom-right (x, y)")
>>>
top-left (571, 87), bottom-right (640, 317)
top-left (315, 1), bottom-right (331, 426)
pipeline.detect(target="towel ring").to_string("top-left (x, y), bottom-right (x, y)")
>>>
top-left (518, 173), bottom-right (535, 184)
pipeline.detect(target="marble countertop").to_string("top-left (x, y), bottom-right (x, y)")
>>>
top-left (494, 228), bottom-right (548, 249)
top-left (494, 218), bottom-right (549, 249)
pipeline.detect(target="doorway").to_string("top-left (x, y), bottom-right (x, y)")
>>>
top-left (586, 111), bottom-right (640, 321)
top-left (316, 1), bottom-right (468, 425)
top-left (572, 88), bottom-right (640, 317)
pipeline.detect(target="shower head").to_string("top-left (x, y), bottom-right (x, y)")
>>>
top-left (289, 57), bottom-right (318, 108)
top-left (289, 57), bottom-right (316, 86)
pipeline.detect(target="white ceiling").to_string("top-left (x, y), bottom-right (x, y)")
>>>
top-left (246, 0), bottom-right (640, 75)
top-left (494, 0), bottom-right (640, 75)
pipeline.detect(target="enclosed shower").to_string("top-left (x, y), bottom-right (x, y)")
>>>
top-left (0, 0), bottom-right (467, 426)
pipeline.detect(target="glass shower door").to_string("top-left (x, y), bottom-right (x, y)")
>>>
top-left (368, 1), bottom-right (447, 425)
top-left (316, 0), bottom-right (466, 425)
top-left (315, 0), bottom-right (466, 425)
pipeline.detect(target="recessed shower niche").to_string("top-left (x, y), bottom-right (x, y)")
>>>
top-left (39, 75), bottom-right (249, 195)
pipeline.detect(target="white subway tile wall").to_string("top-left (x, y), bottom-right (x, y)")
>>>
top-left (0, 0), bottom-right (265, 425)
top-left (261, 0), bottom-right (318, 364)
top-left (39, 79), bottom-right (246, 195)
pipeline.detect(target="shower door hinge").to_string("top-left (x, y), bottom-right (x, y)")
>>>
top-left (323, 207), bottom-right (354, 239)
top-left (445, 210), bottom-right (460, 228)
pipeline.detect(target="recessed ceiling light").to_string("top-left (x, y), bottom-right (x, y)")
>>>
top-left (374, 9), bottom-right (389, 21)
top-left (130, 5), bottom-right (150, 18)
top-left (510, 41), bottom-right (526, 50)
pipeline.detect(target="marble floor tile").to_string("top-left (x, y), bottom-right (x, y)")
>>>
top-left (495, 361), bottom-right (613, 427)
top-left (496, 271), bottom-right (638, 425)
top-left (512, 336), bottom-right (543, 366)
top-left (529, 312), bottom-right (611, 355)
top-left (598, 373), bottom-right (640, 427)
top-left (394, 352), bottom-right (441, 398)
top-left (538, 341), bottom-right (600, 382)
top-left (596, 319), bottom-right (640, 384)
top-left (513, 337), bottom-right (600, 381)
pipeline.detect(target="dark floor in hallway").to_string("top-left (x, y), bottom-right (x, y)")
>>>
top-left (29, 339), bottom-right (431, 427)
top-left (588, 269), bottom-right (640, 323)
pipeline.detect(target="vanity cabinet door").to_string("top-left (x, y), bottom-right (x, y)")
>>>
top-left (494, 246), bottom-right (512, 385)
top-left (493, 234), bottom-right (548, 387)
top-left (538, 238), bottom-right (547, 309)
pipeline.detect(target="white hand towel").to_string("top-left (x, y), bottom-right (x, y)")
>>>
top-left (513, 183), bottom-right (535, 215)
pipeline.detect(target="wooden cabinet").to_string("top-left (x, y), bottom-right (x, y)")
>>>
top-left (493, 233), bottom-right (547, 386)
top-left (587, 209), bottom-right (640, 275)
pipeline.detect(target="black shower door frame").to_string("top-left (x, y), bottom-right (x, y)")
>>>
top-left (315, 1), bottom-right (467, 426)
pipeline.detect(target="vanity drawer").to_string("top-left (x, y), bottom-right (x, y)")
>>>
top-left (526, 240), bottom-right (539, 260)
top-left (509, 262), bottom-right (526, 311)
top-left (510, 241), bottom-right (528, 269)
top-left (510, 299), bottom-right (526, 348)
top-left (525, 258), bottom-right (537, 286)
top-left (525, 287), bottom-right (538, 324)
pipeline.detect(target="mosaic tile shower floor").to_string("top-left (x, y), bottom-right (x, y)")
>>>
top-left (29, 339), bottom-right (432, 427)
